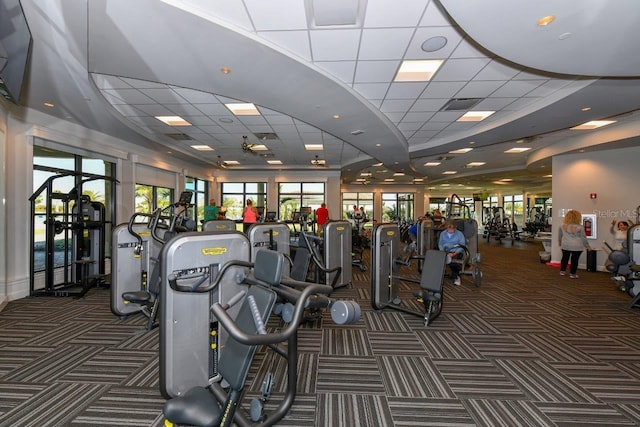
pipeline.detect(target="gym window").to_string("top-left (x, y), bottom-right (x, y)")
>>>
top-left (278, 182), bottom-right (325, 221)
top-left (185, 176), bottom-right (208, 227)
top-left (134, 184), bottom-right (174, 213)
top-left (342, 192), bottom-right (373, 220)
top-left (221, 182), bottom-right (267, 220)
top-left (382, 193), bottom-right (414, 222)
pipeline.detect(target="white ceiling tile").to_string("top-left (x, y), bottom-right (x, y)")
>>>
top-left (198, 125), bottom-right (230, 134)
top-left (502, 97), bottom-right (541, 110)
top-left (434, 58), bottom-right (491, 81)
top-left (449, 37), bottom-right (491, 59)
top-left (111, 103), bottom-right (146, 117)
top-left (410, 98), bottom-right (448, 111)
top-left (353, 60), bottom-right (399, 83)
top-left (352, 82), bottom-right (390, 99)
top-left (526, 79), bottom-right (577, 97)
top-left (181, 116), bottom-right (217, 126)
top-left (386, 82), bottom-right (428, 99)
top-left (419, 121), bottom-right (449, 131)
top-left (258, 30), bottom-right (312, 61)
top-left (402, 111), bottom-right (434, 122)
top-left (474, 97), bottom-right (517, 110)
top-left (364, 0), bottom-right (428, 27)
top-left (429, 111), bottom-right (464, 122)
top-left (358, 28), bottom-right (414, 60)
top-left (172, 87), bottom-right (218, 104)
top-left (310, 29), bottom-right (361, 61)
top-left (490, 80), bottom-right (547, 98)
top-left (474, 60), bottom-right (520, 81)
top-left (380, 99), bottom-right (415, 112)
top-left (405, 26), bottom-right (463, 59)
top-left (92, 74), bottom-right (132, 90)
top-left (194, 104), bottom-right (232, 115)
top-left (420, 81), bottom-right (466, 98)
top-left (316, 61), bottom-right (356, 83)
top-left (104, 88), bottom-right (155, 104)
top-left (383, 112), bottom-right (405, 122)
top-left (167, 104), bottom-right (208, 116)
top-left (120, 78), bottom-right (168, 89)
top-left (243, 0), bottom-right (307, 30)
top-left (455, 80), bottom-right (505, 98)
top-left (418, 0), bottom-right (454, 26)
top-left (398, 122), bottom-right (423, 132)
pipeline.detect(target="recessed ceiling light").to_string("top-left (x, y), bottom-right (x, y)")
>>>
top-left (305, 144), bottom-right (324, 150)
top-left (332, 114), bottom-right (340, 119)
top-left (224, 160), bottom-right (240, 165)
top-left (384, 178), bottom-right (394, 182)
top-left (220, 67), bottom-right (231, 74)
top-left (155, 116), bottom-right (192, 126)
top-left (500, 178), bottom-right (513, 182)
top-left (504, 147), bottom-right (532, 153)
top-left (466, 162), bottom-right (486, 167)
top-left (571, 120), bottom-right (616, 130)
top-left (442, 171), bottom-right (457, 175)
top-left (394, 59), bottom-right (443, 82)
top-left (225, 103), bottom-right (260, 116)
top-left (413, 178), bottom-right (424, 182)
top-left (360, 172), bottom-right (372, 176)
top-left (43, 102), bottom-right (55, 108)
top-left (492, 180), bottom-right (508, 185)
top-left (457, 111), bottom-right (495, 122)
top-left (251, 144), bottom-right (269, 151)
top-left (267, 160), bottom-right (282, 165)
top-left (537, 15), bottom-right (555, 26)
top-left (424, 162), bottom-right (441, 166)
top-left (376, 143), bottom-right (382, 147)
top-left (372, 162), bottom-right (383, 166)
top-left (191, 145), bottom-right (214, 151)
top-left (544, 174), bottom-right (552, 178)
top-left (351, 130), bottom-right (364, 135)
top-left (449, 148), bottom-right (473, 154)
top-left (393, 172), bottom-right (405, 176)
top-left (581, 107), bottom-right (591, 112)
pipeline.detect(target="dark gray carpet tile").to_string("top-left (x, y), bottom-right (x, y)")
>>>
top-left (434, 359), bottom-right (528, 400)
top-left (377, 355), bottom-right (456, 398)
top-left (294, 327), bottom-right (323, 352)
top-left (444, 313), bottom-right (502, 334)
top-left (415, 330), bottom-right (484, 360)
top-left (0, 382), bottom-right (107, 427)
top-left (561, 335), bottom-right (640, 362)
top-left (321, 328), bottom-right (372, 356)
top-left (535, 401), bottom-right (638, 426)
top-left (551, 362), bottom-right (640, 404)
top-left (0, 346), bottom-right (53, 377)
top-left (20, 321), bottom-right (99, 347)
top-left (367, 331), bottom-right (427, 356)
top-left (462, 334), bottom-right (539, 359)
top-left (115, 328), bottom-right (160, 350)
top-left (463, 398), bottom-right (557, 427)
top-left (2, 345), bottom-right (103, 383)
top-left (526, 314), bottom-right (600, 338)
top-left (461, 300), bottom-right (519, 318)
top-left (480, 315), bottom-right (549, 334)
top-left (66, 323), bottom-right (151, 347)
top-left (240, 392), bottom-right (317, 426)
top-left (364, 310), bottom-right (412, 332)
top-left (124, 356), bottom-right (160, 388)
top-left (613, 361), bottom-right (640, 382)
top-left (316, 393), bottom-right (395, 427)
top-left (613, 403), bottom-right (640, 425)
top-left (568, 316), bottom-right (640, 336)
top-left (513, 333), bottom-right (598, 363)
top-left (0, 383), bottom-right (48, 416)
top-left (495, 359), bottom-right (599, 403)
top-left (68, 386), bottom-right (165, 427)
top-left (316, 356), bottom-right (386, 395)
top-left (56, 348), bottom-right (157, 385)
top-left (0, 322), bottom-right (56, 345)
top-left (247, 352), bottom-right (318, 395)
top-left (387, 397), bottom-right (476, 426)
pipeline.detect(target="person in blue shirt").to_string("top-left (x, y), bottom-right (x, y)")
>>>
top-left (438, 221), bottom-right (466, 286)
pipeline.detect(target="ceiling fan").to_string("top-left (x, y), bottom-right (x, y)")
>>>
top-left (241, 135), bottom-right (258, 155)
top-left (311, 155), bottom-right (328, 168)
top-left (216, 155), bottom-right (228, 169)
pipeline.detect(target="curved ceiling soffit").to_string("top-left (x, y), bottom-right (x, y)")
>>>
top-left (86, 0), bottom-right (414, 174)
top-left (438, 0), bottom-right (640, 78)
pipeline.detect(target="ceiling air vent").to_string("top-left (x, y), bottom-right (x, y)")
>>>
top-left (442, 98), bottom-right (483, 111)
top-left (254, 132), bottom-right (278, 141)
top-left (166, 133), bottom-right (193, 141)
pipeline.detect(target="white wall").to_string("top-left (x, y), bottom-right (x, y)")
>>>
top-left (552, 146), bottom-right (640, 270)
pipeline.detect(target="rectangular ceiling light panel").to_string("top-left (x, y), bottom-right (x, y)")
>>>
top-left (394, 60), bottom-right (444, 82)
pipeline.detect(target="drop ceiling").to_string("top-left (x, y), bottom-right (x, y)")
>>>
top-left (7, 0), bottom-right (640, 195)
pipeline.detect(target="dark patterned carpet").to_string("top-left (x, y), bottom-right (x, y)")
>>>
top-left (1, 238), bottom-right (640, 426)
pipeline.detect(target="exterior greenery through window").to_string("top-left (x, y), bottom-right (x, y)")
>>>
top-left (221, 182), bottom-right (267, 220)
top-left (32, 145), bottom-right (115, 271)
top-left (382, 193), bottom-right (414, 222)
top-left (503, 194), bottom-right (524, 227)
top-left (134, 184), bottom-right (174, 213)
top-left (278, 182), bottom-right (325, 221)
top-left (185, 176), bottom-right (208, 227)
top-left (342, 192), bottom-right (373, 220)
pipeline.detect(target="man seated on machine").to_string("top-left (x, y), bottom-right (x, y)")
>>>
top-left (439, 221), bottom-right (466, 286)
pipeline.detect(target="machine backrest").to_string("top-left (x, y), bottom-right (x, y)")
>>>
top-left (290, 247), bottom-right (312, 281)
top-left (419, 250), bottom-right (446, 293)
top-left (253, 249), bottom-right (284, 286)
top-left (218, 285), bottom-right (276, 391)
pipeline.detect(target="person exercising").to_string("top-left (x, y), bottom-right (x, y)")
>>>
top-left (439, 221), bottom-right (466, 286)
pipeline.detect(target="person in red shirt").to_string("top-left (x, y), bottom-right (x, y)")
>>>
top-left (315, 203), bottom-right (329, 234)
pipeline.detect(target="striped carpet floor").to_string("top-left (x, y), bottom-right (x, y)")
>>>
top-left (1, 239), bottom-right (640, 426)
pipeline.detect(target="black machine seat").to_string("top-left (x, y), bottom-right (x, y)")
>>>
top-left (413, 249), bottom-right (446, 326)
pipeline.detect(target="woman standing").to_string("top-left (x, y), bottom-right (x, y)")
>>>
top-left (242, 199), bottom-right (258, 233)
top-left (558, 209), bottom-right (591, 279)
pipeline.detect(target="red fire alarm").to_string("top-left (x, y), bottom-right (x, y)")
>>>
top-left (590, 193), bottom-right (597, 199)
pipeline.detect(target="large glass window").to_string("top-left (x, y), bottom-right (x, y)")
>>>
top-left (278, 182), bottom-right (325, 221)
top-left (382, 193), bottom-right (414, 222)
top-left (134, 184), bottom-right (174, 213)
top-left (342, 192), bottom-right (373, 220)
top-left (503, 194), bottom-right (524, 227)
top-left (221, 182), bottom-right (267, 220)
top-left (185, 176), bottom-right (208, 227)
top-left (32, 146), bottom-right (115, 271)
